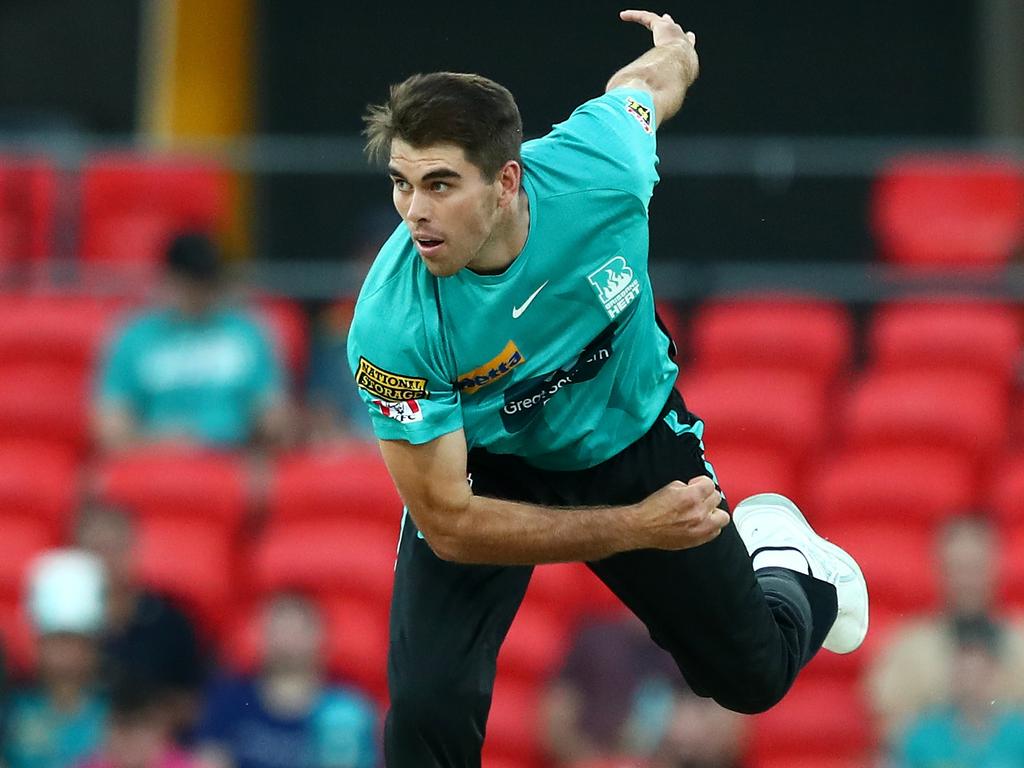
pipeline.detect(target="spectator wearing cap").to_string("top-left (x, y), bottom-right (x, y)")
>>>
top-left (3, 550), bottom-right (109, 768)
top-left (93, 232), bottom-right (291, 453)
top-left (894, 616), bottom-right (1024, 768)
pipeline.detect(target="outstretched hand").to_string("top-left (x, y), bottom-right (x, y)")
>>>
top-left (620, 9), bottom-right (696, 49)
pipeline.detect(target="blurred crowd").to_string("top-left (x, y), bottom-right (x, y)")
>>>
top-left (1, 230), bottom-right (1023, 768)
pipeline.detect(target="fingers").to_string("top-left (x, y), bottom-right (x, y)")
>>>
top-left (686, 475), bottom-right (718, 499)
top-left (619, 9), bottom-right (663, 28)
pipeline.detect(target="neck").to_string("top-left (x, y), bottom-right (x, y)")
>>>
top-left (467, 188), bottom-right (530, 275)
top-left (260, 669), bottom-right (320, 716)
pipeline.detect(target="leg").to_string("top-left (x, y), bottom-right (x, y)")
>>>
top-left (385, 511), bottom-right (531, 767)
top-left (589, 524), bottom-right (837, 714)
top-left (569, 392), bottom-right (838, 714)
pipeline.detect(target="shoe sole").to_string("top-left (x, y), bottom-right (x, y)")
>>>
top-left (734, 493), bottom-right (869, 654)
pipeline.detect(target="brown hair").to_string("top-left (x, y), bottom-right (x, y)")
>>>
top-left (363, 72), bottom-right (523, 179)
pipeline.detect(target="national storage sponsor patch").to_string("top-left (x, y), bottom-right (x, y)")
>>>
top-left (625, 97), bottom-right (652, 133)
top-left (356, 357), bottom-right (429, 401)
top-left (456, 340), bottom-right (525, 395)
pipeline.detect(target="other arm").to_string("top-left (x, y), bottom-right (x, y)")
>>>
top-left (379, 429), bottom-right (728, 565)
top-left (606, 9), bottom-right (700, 127)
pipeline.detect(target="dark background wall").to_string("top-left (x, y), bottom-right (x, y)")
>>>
top-left (0, 1), bottom-right (981, 262)
top-left (255, 1), bottom-right (979, 263)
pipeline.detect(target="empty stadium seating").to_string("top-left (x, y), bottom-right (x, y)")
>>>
top-left (867, 299), bottom-right (1021, 386)
top-left (678, 368), bottom-right (829, 465)
top-left (0, 157), bottom-right (57, 263)
top-left (688, 297), bottom-right (853, 388)
top-left (79, 153), bottom-right (228, 270)
top-left (94, 449), bottom-right (249, 532)
top-left (806, 447), bottom-right (975, 529)
top-left (0, 444), bottom-right (79, 535)
top-left (269, 447), bottom-right (402, 525)
top-left (871, 154), bottom-right (1024, 269)
top-left (0, 364), bottom-right (91, 457)
top-left (840, 369), bottom-right (1009, 467)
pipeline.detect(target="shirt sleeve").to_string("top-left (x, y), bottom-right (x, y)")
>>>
top-left (95, 321), bottom-right (141, 408)
top-left (245, 317), bottom-right (286, 407)
top-left (547, 87), bottom-right (660, 203)
top-left (347, 300), bottom-right (462, 445)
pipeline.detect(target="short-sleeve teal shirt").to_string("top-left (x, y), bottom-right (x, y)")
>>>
top-left (348, 88), bottom-right (677, 471)
top-left (97, 306), bottom-right (284, 446)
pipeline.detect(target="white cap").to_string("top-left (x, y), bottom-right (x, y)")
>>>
top-left (26, 549), bottom-right (106, 635)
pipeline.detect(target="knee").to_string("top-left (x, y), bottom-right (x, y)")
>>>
top-left (708, 663), bottom-right (793, 715)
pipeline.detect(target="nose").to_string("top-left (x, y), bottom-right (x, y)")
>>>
top-left (406, 189), bottom-right (432, 223)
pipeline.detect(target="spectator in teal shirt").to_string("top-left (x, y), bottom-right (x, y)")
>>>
top-left (94, 233), bottom-right (291, 453)
top-left (897, 616), bottom-right (1024, 768)
top-left (5, 550), bottom-right (109, 768)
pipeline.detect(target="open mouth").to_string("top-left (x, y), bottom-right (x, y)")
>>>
top-left (414, 237), bottom-right (446, 257)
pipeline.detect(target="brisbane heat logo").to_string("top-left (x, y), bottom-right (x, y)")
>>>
top-left (588, 255), bottom-right (641, 320)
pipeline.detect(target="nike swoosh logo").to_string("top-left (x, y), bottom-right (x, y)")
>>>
top-left (512, 280), bottom-right (549, 319)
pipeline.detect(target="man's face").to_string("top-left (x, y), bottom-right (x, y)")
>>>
top-left (389, 140), bottom-right (503, 277)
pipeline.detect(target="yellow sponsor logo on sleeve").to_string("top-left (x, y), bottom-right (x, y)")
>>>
top-left (356, 357), bottom-right (429, 401)
top-left (456, 340), bottom-right (525, 395)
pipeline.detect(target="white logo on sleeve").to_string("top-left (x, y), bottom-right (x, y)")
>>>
top-left (512, 280), bottom-right (549, 319)
top-left (373, 399), bottom-right (423, 423)
top-left (588, 255), bottom-right (641, 319)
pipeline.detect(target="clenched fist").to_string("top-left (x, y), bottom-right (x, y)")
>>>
top-left (630, 476), bottom-right (729, 550)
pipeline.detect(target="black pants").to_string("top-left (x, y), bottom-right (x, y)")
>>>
top-left (384, 389), bottom-right (838, 767)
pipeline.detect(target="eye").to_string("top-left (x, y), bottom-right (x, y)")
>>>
top-left (393, 179), bottom-right (411, 192)
top-left (431, 181), bottom-right (450, 192)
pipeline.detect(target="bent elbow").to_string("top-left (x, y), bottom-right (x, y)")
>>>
top-left (408, 501), bottom-right (473, 563)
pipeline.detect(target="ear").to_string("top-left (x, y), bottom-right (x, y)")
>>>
top-left (496, 160), bottom-right (522, 208)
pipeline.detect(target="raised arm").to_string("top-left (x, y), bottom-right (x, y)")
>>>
top-left (379, 430), bottom-right (728, 565)
top-left (606, 9), bottom-right (700, 127)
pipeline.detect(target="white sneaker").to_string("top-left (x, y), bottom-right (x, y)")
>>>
top-left (733, 493), bottom-right (869, 654)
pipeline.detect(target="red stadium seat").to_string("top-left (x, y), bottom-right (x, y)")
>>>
top-left (79, 153), bottom-right (228, 269)
top-left (798, 605), bottom-right (900, 685)
top-left (250, 518), bottom-right (398, 607)
top-left (269, 448), bottom-right (403, 525)
top-left (483, 676), bottom-right (544, 768)
top-left (0, 295), bottom-right (125, 371)
top-left (95, 449), bottom-right (249, 531)
top-left (871, 154), bottom-right (1024, 269)
top-left (688, 297), bottom-right (853, 388)
top-left (0, 518), bottom-right (57, 601)
top-left (806, 447), bottom-right (975, 528)
top-left (0, 444), bottom-right (78, 534)
top-left (996, 527), bottom-right (1024, 610)
top-left (989, 453), bottom-right (1024, 527)
top-left (841, 370), bottom-right (1009, 466)
top-left (0, 365), bottom-right (90, 457)
top-left (748, 676), bottom-right (874, 764)
top-left (867, 299), bottom-right (1021, 386)
top-left (817, 520), bottom-right (940, 613)
top-left (678, 369), bottom-right (828, 464)
top-left (0, 599), bottom-right (37, 677)
top-left (497, 600), bottom-right (571, 684)
top-left (0, 157), bottom-right (57, 262)
top-left (703, 445), bottom-right (799, 507)
top-left (253, 298), bottom-right (309, 380)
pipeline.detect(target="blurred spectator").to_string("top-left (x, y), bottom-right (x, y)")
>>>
top-left (80, 675), bottom-right (203, 768)
top-left (93, 232), bottom-right (292, 453)
top-left (894, 616), bottom-right (1024, 768)
top-left (76, 506), bottom-right (206, 735)
top-left (4, 550), bottom-right (108, 768)
top-left (305, 208), bottom-right (396, 443)
top-left (541, 613), bottom-right (684, 766)
top-left (868, 515), bottom-right (1024, 742)
top-left (649, 690), bottom-right (748, 768)
top-left (195, 594), bottom-right (378, 768)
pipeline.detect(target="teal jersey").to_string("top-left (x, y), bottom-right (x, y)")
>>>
top-left (97, 307), bottom-right (284, 446)
top-left (348, 88), bottom-right (677, 471)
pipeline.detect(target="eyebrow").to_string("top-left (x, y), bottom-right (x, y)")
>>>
top-left (387, 166), bottom-right (463, 182)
